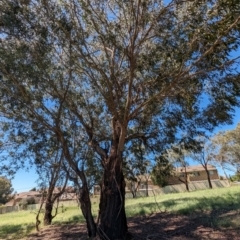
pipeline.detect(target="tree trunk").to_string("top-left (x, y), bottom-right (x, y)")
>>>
top-left (79, 183), bottom-right (97, 238)
top-left (146, 179), bottom-right (149, 197)
top-left (58, 132), bottom-right (96, 238)
top-left (98, 153), bottom-right (129, 240)
top-left (206, 170), bottom-right (213, 189)
top-left (184, 167), bottom-right (189, 192)
top-left (220, 163), bottom-right (230, 181)
top-left (44, 199), bottom-right (53, 225)
top-left (185, 178), bottom-right (189, 192)
top-left (130, 181), bottom-right (136, 198)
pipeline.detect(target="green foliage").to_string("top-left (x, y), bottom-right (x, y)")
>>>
top-left (0, 177), bottom-right (14, 205)
top-left (26, 197), bottom-right (36, 205)
top-left (230, 173), bottom-right (240, 181)
top-left (151, 155), bottom-right (174, 187)
top-left (211, 122), bottom-right (240, 172)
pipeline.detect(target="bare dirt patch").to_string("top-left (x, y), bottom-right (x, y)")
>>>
top-left (26, 210), bottom-right (240, 240)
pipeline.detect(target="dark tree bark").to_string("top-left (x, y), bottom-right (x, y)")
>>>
top-left (98, 152), bottom-right (129, 240)
top-left (78, 174), bottom-right (97, 238)
top-left (67, 171), bottom-right (97, 238)
top-left (184, 167), bottom-right (190, 192)
top-left (178, 166), bottom-right (189, 192)
top-left (145, 175), bottom-right (150, 197)
top-left (43, 172), bottom-right (68, 226)
top-left (145, 178), bottom-right (149, 197)
top-left (131, 182), bottom-right (136, 198)
top-left (130, 180), bottom-right (140, 198)
top-left (205, 167), bottom-right (213, 189)
top-left (36, 192), bottom-right (45, 231)
top-left (43, 189), bottom-right (62, 225)
top-left (43, 198), bottom-right (54, 225)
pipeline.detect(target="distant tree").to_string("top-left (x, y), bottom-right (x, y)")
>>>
top-left (124, 140), bottom-right (150, 198)
top-left (152, 154), bottom-right (174, 188)
top-left (211, 123), bottom-right (240, 175)
top-left (230, 172), bottom-right (240, 182)
top-left (177, 159), bottom-right (190, 192)
top-left (142, 161), bottom-right (153, 197)
top-left (19, 196), bottom-right (36, 209)
top-left (124, 158), bottom-right (142, 198)
top-left (26, 197), bottom-right (36, 205)
top-left (191, 139), bottom-right (214, 189)
top-left (166, 144), bottom-right (192, 191)
top-left (61, 144), bottom-right (100, 237)
top-left (0, 177), bottom-right (14, 205)
top-left (31, 134), bottom-right (69, 226)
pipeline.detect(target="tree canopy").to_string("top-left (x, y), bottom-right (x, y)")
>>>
top-left (0, 176), bottom-right (14, 205)
top-left (211, 123), bottom-right (240, 173)
top-left (0, 0), bottom-right (240, 238)
top-left (151, 154), bottom-right (174, 187)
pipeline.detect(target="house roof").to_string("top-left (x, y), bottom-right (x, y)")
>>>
top-left (4, 200), bottom-right (15, 206)
top-left (15, 191), bottom-right (41, 200)
top-left (51, 186), bottom-right (76, 194)
top-left (175, 164), bottom-right (217, 173)
top-left (4, 191), bottom-right (41, 206)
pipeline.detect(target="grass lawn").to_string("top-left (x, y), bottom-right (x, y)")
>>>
top-left (0, 185), bottom-right (240, 239)
top-left (125, 185), bottom-right (240, 216)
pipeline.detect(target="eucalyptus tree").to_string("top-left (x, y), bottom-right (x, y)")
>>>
top-left (124, 158), bottom-right (145, 198)
top-left (151, 154), bottom-right (174, 188)
top-left (1, 0), bottom-right (240, 239)
top-left (0, 112), bottom-right (98, 236)
top-left (61, 125), bottom-right (102, 238)
top-left (64, 149), bottom-right (101, 236)
top-left (167, 144), bottom-right (191, 191)
top-left (0, 2), bottom-right (99, 237)
top-left (124, 138), bottom-right (153, 197)
top-left (189, 137), bottom-right (217, 189)
top-left (34, 141), bottom-right (69, 226)
top-left (211, 123), bottom-right (240, 173)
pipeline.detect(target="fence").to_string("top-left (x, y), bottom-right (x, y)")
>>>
top-left (0, 205), bottom-right (20, 214)
top-left (26, 199), bottom-right (80, 211)
top-left (160, 179), bottom-right (230, 194)
top-left (125, 179), bottom-right (230, 198)
top-left (0, 199), bottom-right (80, 215)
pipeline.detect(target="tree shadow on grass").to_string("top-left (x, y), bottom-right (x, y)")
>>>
top-left (128, 210), bottom-right (240, 240)
top-left (126, 191), bottom-right (240, 216)
top-left (0, 223), bottom-right (35, 240)
top-left (26, 192), bottom-right (240, 240)
top-left (53, 214), bottom-right (86, 224)
top-left (27, 223), bottom-right (88, 240)
top-left (127, 191), bottom-right (240, 239)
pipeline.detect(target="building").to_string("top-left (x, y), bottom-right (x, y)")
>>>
top-left (93, 165), bottom-right (220, 196)
top-left (5, 187), bottom-right (77, 206)
top-left (5, 191), bottom-right (42, 207)
top-left (167, 164), bottom-right (219, 185)
top-left (93, 175), bottom-right (157, 196)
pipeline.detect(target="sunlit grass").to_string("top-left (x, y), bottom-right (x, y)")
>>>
top-left (125, 185), bottom-right (240, 216)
